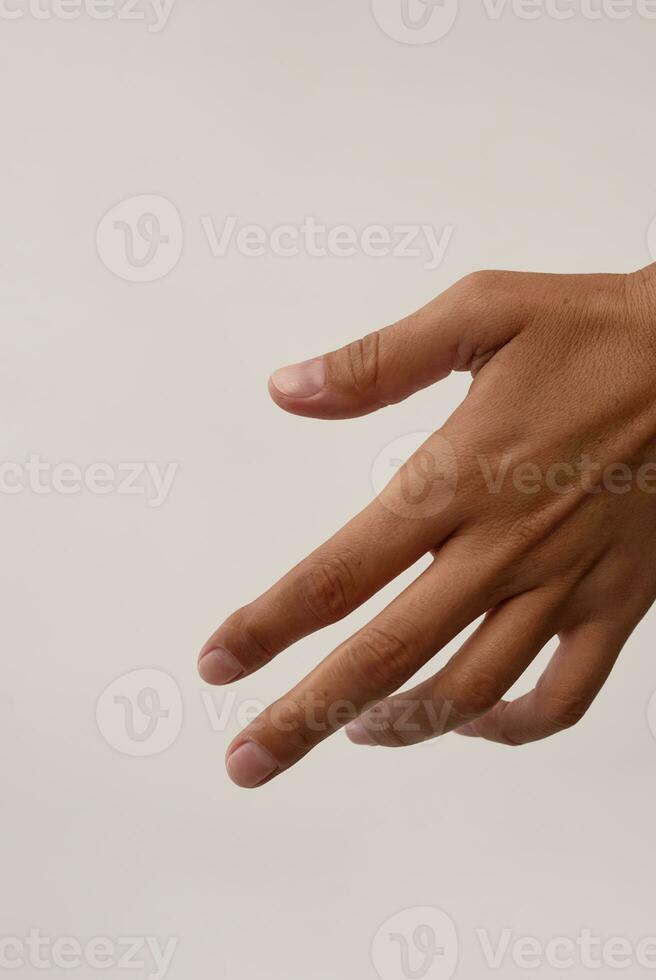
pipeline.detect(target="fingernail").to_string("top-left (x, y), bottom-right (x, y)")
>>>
top-left (198, 647), bottom-right (244, 685)
top-left (345, 719), bottom-right (376, 746)
top-left (270, 358), bottom-right (325, 398)
top-left (226, 741), bottom-right (279, 788)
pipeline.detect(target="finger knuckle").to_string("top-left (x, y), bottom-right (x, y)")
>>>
top-left (458, 269), bottom-right (500, 301)
top-left (267, 698), bottom-right (315, 754)
top-left (540, 691), bottom-right (592, 732)
top-left (379, 720), bottom-right (417, 748)
top-left (224, 605), bottom-right (276, 664)
top-left (340, 331), bottom-right (382, 396)
top-left (359, 702), bottom-right (412, 748)
top-left (442, 668), bottom-right (505, 722)
top-left (342, 626), bottom-right (412, 694)
top-left (301, 554), bottom-right (358, 627)
top-left (372, 699), bottom-right (423, 747)
top-left (454, 269), bottom-right (526, 339)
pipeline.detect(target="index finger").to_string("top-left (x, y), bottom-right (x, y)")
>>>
top-left (198, 436), bottom-right (459, 685)
top-left (224, 538), bottom-right (493, 788)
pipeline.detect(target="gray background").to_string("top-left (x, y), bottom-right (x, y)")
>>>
top-left (1, 1), bottom-right (655, 977)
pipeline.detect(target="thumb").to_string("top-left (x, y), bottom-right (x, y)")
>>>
top-left (268, 270), bottom-right (527, 420)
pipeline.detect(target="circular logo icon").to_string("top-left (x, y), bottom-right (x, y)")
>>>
top-left (647, 214), bottom-right (656, 263)
top-left (371, 906), bottom-right (458, 980)
top-left (371, 431), bottom-right (458, 520)
top-left (371, 0), bottom-right (459, 44)
top-left (96, 668), bottom-right (183, 757)
top-left (96, 194), bottom-right (183, 282)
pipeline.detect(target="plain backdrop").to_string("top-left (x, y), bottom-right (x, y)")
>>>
top-left (1, 2), bottom-right (656, 978)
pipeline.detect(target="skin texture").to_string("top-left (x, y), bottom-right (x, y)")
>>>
top-left (198, 263), bottom-right (656, 788)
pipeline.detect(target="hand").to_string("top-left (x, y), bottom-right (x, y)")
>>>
top-left (198, 264), bottom-right (656, 788)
